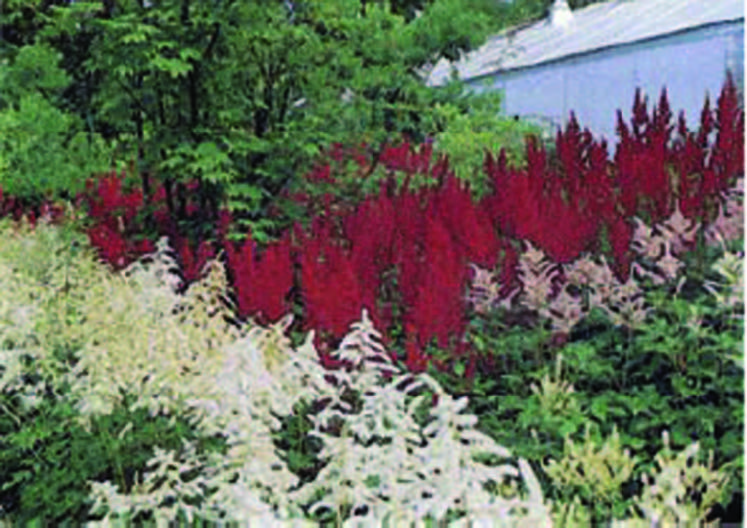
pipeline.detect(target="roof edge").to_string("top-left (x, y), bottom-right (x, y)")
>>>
top-left (458, 17), bottom-right (745, 84)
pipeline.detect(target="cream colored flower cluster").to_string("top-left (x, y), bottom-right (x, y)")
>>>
top-left (87, 305), bottom-right (552, 526)
top-left (13, 231), bottom-right (543, 526)
top-left (0, 218), bottom-right (551, 525)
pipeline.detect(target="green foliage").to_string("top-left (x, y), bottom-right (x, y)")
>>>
top-left (430, 87), bottom-right (545, 196)
top-left (544, 424), bottom-right (638, 523)
top-left (272, 400), bottom-right (326, 488)
top-left (1, 0), bottom-right (541, 242)
top-left (0, 43), bottom-right (114, 201)
top-left (426, 247), bottom-right (744, 526)
top-left (0, 44), bottom-right (70, 106)
top-left (0, 384), bottom-right (227, 523)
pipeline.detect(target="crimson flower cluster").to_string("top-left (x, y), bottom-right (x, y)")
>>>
top-left (2, 77), bottom-right (741, 378)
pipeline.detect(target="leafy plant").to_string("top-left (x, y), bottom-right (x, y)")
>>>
top-left (430, 87), bottom-right (544, 196)
top-left (0, 44), bottom-right (113, 202)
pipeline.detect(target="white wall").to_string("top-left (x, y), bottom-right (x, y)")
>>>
top-left (468, 21), bottom-right (744, 148)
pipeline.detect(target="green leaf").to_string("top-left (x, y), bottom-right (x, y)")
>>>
top-left (150, 56), bottom-right (192, 78)
top-left (590, 397), bottom-right (608, 422)
top-left (452, 362), bottom-right (466, 377)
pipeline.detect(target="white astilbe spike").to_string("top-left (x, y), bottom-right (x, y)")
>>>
top-left (540, 288), bottom-right (585, 335)
top-left (563, 254), bottom-right (601, 288)
top-left (598, 275), bottom-right (651, 330)
top-left (337, 309), bottom-right (396, 376)
top-left (289, 313), bottom-right (552, 526)
top-left (120, 236), bottom-right (183, 319)
top-left (467, 263), bottom-right (502, 314)
top-left (705, 198), bottom-right (744, 248)
top-left (517, 241), bottom-right (561, 312)
top-left (704, 249), bottom-right (744, 319)
top-left (659, 202), bottom-right (699, 256)
top-left (631, 217), bottom-right (665, 261)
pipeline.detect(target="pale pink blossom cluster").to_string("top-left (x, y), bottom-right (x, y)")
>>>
top-left (467, 177), bottom-right (744, 334)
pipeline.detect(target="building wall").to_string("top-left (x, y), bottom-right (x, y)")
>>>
top-left (466, 21), bottom-right (744, 147)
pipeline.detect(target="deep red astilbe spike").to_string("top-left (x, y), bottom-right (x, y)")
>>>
top-left (404, 324), bottom-right (429, 373)
top-left (645, 89), bottom-right (676, 223)
top-left (509, 156), bottom-right (549, 245)
top-left (434, 175), bottom-right (499, 269)
top-left (297, 216), bottom-right (367, 338)
top-left (673, 133), bottom-right (709, 221)
top-left (652, 88), bottom-right (673, 141)
top-left (632, 88), bottom-right (649, 140)
top-left (344, 192), bottom-right (396, 332)
top-left (642, 146), bottom-right (675, 225)
top-left (87, 224), bottom-right (129, 271)
top-left (410, 215), bottom-right (468, 350)
top-left (486, 146), bottom-right (541, 243)
top-left (613, 143), bottom-right (639, 219)
top-left (251, 234), bottom-right (294, 323)
top-left (614, 104), bottom-right (668, 223)
top-left (711, 74), bottom-right (745, 193)
top-left (605, 214), bottom-right (634, 282)
top-left (225, 231), bottom-right (294, 325)
top-left (392, 187), bottom-right (427, 311)
top-left (175, 236), bottom-right (215, 287)
top-left (580, 140), bottom-right (617, 222)
top-left (224, 234), bottom-right (257, 319)
top-left (482, 149), bottom-right (515, 232)
top-left (300, 236), bottom-right (367, 339)
top-left (345, 188), bottom-right (397, 273)
top-left (697, 96), bottom-right (714, 150)
top-left (298, 227), bottom-right (324, 333)
top-left (616, 109), bottom-right (632, 147)
top-left (614, 102), bottom-right (645, 216)
top-left (556, 113), bottom-right (584, 194)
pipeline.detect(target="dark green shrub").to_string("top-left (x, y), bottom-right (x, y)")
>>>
top-left (425, 249), bottom-right (744, 525)
top-left (0, 383), bottom-right (228, 523)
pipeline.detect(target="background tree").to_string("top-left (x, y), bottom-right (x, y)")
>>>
top-left (0, 0), bottom-right (598, 240)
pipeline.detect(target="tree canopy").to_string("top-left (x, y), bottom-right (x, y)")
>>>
top-left (0, 0), bottom-right (607, 238)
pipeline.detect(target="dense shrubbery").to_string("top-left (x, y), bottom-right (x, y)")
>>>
top-left (13, 75), bottom-right (736, 376)
top-left (0, 209), bottom-right (740, 525)
top-left (0, 6), bottom-right (743, 521)
top-left (1, 0), bottom-right (545, 242)
top-left (0, 44), bottom-right (114, 203)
